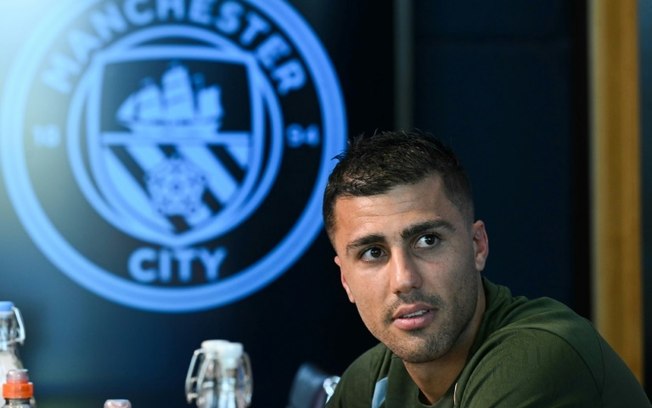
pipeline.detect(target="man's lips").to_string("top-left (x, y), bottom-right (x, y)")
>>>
top-left (393, 303), bottom-right (434, 320)
top-left (392, 304), bottom-right (436, 330)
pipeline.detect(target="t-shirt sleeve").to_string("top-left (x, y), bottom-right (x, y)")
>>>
top-left (458, 329), bottom-right (602, 407)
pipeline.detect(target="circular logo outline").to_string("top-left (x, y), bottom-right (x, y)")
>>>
top-left (1, 0), bottom-right (346, 312)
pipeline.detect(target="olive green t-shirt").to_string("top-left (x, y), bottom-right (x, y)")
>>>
top-left (326, 279), bottom-right (651, 407)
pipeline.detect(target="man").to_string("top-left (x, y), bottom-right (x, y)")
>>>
top-left (322, 129), bottom-right (651, 407)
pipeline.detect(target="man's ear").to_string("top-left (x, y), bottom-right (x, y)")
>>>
top-left (472, 221), bottom-right (489, 271)
top-left (335, 255), bottom-right (355, 303)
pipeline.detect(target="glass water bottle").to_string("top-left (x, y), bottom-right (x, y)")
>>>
top-left (0, 303), bottom-right (26, 406)
top-left (185, 340), bottom-right (252, 408)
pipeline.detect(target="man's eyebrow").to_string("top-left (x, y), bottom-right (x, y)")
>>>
top-left (346, 234), bottom-right (385, 255)
top-left (400, 220), bottom-right (455, 239)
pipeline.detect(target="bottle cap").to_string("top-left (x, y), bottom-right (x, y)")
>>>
top-left (200, 339), bottom-right (231, 352)
top-left (0, 302), bottom-right (14, 313)
top-left (104, 399), bottom-right (131, 408)
top-left (2, 369), bottom-right (34, 399)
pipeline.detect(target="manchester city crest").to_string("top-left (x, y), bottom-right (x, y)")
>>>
top-left (1, 0), bottom-right (346, 312)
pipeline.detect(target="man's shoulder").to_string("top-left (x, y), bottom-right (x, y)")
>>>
top-left (483, 278), bottom-right (596, 342)
top-left (326, 343), bottom-right (401, 408)
top-left (344, 342), bottom-right (395, 378)
top-left (470, 280), bottom-right (651, 406)
top-left (483, 279), bottom-right (605, 369)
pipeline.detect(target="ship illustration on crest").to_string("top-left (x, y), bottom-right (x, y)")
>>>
top-left (117, 62), bottom-right (223, 140)
top-left (94, 54), bottom-right (261, 242)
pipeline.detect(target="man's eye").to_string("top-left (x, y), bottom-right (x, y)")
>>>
top-left (360, 247), bottom-right (384, 261)
top-left (416, 234), bottom-right (439, 248)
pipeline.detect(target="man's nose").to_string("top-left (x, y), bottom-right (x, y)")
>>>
top-left (389, 250), bottom-right (422, 294)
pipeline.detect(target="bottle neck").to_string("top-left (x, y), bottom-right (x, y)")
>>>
top-left (0, 343), bottom-right (17, 353)
top-left (0, 316), bottom-right (21, 351)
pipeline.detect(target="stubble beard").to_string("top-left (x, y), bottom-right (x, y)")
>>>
top-left (381, 284), bottom-right (479, 364)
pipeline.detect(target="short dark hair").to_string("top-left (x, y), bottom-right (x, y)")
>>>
top-left (322, 129), bottom-right (474, 238)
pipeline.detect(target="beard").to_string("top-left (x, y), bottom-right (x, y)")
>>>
top-left (376, 278), bottom-right (479, 364)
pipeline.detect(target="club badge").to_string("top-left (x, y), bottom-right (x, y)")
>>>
top-left (2, 0), bottom-right (346, 312)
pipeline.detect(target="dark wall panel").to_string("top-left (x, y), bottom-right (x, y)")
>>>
top-left (411, 0), bottom-right (589, 312)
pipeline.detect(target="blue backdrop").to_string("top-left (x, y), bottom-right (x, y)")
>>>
top-left (0, 1), bottom-right (597, 406)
